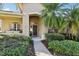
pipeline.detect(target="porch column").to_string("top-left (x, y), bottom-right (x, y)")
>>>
top-left (22, 13), bottom-right (29, 36)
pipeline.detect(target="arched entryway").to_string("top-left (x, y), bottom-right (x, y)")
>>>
top-left (29, 14), bottom-right (41, 37)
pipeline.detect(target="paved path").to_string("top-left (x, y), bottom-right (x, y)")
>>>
top-left (32, 37), bottom-right (52, 56)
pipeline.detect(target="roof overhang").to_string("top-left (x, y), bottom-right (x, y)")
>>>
top-left (0, 10), bottom-right (22, 18)
top-left (17, 3), bottom-right (26, 12)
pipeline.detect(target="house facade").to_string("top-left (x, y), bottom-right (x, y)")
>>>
top-left (0, 3), bottom-right (48, 39)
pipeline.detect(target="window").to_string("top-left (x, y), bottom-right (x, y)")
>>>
top-left (10, 22), bottom-right (20, 31)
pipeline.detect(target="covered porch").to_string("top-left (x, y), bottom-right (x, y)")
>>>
top-left (29, 14), bottom-right (42, 38)
top-left (22, 3), bottom-right (48, 39)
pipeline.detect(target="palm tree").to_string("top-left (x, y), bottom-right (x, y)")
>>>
top-left (42, 3), bottom-right (79, 40)
top-left (42, 3), bottom-right (66, 33)
top-left (62, 4), bottom-right (79, 39)
top-left (54, 16), bottom-right (68, 33)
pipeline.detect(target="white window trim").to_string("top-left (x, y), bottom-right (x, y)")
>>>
top-left (10, 23), bottom-right (20, 31)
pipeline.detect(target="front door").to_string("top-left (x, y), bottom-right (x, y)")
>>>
top-left (33, 25), bottom-right (37, 37)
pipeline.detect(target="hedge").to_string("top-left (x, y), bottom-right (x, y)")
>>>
top-left (0, 34), bottom-right (32, 56)
top-left (48, 40), bottom-right (79, 56)
top-left (45, 33), bottom-right (65, 42)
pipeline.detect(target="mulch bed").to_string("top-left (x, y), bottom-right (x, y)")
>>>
top-left (41, 40), bottom-right (55, 55)
top-left (28, 40), bottom-right (35, 56)
top-left (41, 39), bottom-right (48, 48)
top-left (42, 40), bottom-right (71, 56)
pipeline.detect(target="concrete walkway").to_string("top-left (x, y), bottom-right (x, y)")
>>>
top-left (32, 37), bottom-right (52, 56)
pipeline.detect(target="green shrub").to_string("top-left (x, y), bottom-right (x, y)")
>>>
top-left (4, 45), bottom-right (28, 56)
top-left (48, 40), bottom-right (79, 56)
top-left (0, 34), bottom-right (32, 56)
top-left (45, 33), bottom-right (65, 42)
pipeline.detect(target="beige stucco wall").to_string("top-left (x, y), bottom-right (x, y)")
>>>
top-left (22, 3), bottom-right (48, 39)
top-left (0, 16), bottom-right (22, 32)
top-left (23, 3), bottom-right (43, 15)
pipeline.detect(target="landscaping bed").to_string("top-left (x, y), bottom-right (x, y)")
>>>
top-left (28, 40), bottom-right (35, 56)
top-left (48, 40), bottom-right (79, 56)
top-left (41, 39), bottom-right (48, 48)
top-left (45, 33), bottom-right (79, 56)
top-left (0, 34), bottom-right (35, 56)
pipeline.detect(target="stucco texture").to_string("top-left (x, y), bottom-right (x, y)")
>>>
top-left (0, 16), bottom-right (22, 32)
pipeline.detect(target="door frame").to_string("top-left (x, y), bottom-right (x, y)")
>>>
top-left (32, 24), bottom-right (38, 37)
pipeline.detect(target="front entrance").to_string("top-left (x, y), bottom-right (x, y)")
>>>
top-left (29, 15), bottom-right (41, 37)
top-left (33, 25), bottom-right (37, 37)
top-left (29, 25), bottom-right (37, 37)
